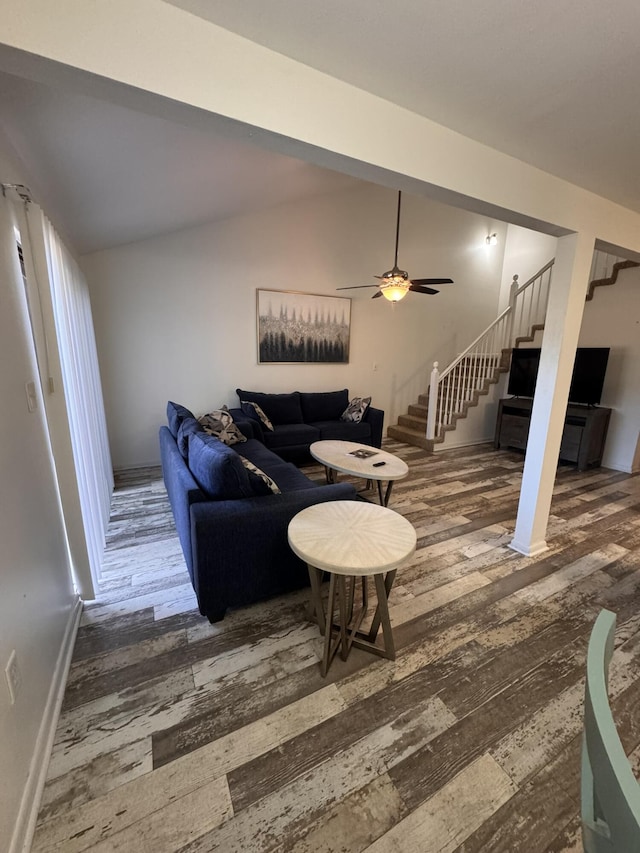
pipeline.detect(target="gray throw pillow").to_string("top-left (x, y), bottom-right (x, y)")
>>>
top-left (240, 400), bottom-right (275, 431)
top-left (198, 405), bottom-right (247, 446)
top-left (340, 396), bottom-right (371, 423)
top-left (237, 455), bottom-right (281, 495)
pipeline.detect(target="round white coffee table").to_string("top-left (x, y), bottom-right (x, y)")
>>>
top-left (288, 500), bottom-right (416, 676)
top-left (310, 440), bottom-right (409, 506)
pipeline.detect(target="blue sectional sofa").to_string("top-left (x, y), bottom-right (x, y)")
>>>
top-left (160, 402), bottom-right (357, 622)
top-left (230, 388), bottom-right (384, 462)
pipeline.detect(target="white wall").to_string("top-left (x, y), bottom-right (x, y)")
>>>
top-left (578, 266), bottom-right (640, 472)
top-left (83, 183), bottom-right (508, 468)
top-left (0, 135), bottom-right (77, 853)
top-left (498, 225), bottom-right (558, 310)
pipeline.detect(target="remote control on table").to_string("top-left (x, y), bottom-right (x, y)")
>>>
top-left (372, 461), bottom-right (386, 467)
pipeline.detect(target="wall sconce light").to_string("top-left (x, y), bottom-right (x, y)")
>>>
top-left (486, 233), bottom-right (498, 246)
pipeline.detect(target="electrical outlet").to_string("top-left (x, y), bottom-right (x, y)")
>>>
top-left (5, 650), bottom-right (21, 705)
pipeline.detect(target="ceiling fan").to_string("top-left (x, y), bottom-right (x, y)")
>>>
top-left (337, 190), bottom-right (454, 302)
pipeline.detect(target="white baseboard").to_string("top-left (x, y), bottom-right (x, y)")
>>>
top-left (10, 595), bottom-right (83, 853)
top-left (509, 537), bottom-right (549, 557)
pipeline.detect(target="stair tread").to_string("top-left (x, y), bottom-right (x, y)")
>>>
top-left (387, 424), bottom-right (434, 451)
top-left (399, 413), bottom-right (427, 427)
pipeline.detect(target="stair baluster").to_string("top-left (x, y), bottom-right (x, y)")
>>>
top-left (390, 252), bottom-right (637, 450)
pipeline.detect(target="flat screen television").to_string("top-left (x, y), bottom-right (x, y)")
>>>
top-left (507, 347), bottom-right (610, 405)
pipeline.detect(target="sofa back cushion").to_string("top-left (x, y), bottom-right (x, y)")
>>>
top-left (188, 432), bottom-right (255, 500)
top-left (176, 416), bottom-right (204, 458)
top-left (236, 389), bottom-right (303, 425)
top-left (300, 389), bottom-right (349, 423)
top-left (167, 401), bottom-right (195, 438)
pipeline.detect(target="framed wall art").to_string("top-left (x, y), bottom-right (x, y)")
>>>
top-left (256, 289), bottom-right (351, 364)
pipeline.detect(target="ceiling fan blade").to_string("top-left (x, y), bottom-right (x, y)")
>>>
top-left (336, 285), bottom-right (379, 291)
top-left (371, 290), bottom-right (383, 299)
top-left (410, 278), bottom-right (454, 286)
top-left (409, 284), bottom-right (440, 295)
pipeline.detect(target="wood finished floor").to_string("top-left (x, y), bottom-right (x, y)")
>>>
top-left (31, 441), bottom-right (640, 852)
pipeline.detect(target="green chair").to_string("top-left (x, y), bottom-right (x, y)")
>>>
top-left (582, 609), bottom-right (640, 852)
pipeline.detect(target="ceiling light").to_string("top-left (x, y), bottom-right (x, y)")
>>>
top-left (380, 278), bottom-right (410, 302)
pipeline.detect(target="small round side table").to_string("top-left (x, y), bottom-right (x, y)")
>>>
top-left (288, 500), bottom-right (417, 676)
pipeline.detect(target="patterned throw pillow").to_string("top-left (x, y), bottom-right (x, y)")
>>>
top-left (237, 456), bottom-right (281, 495)
top-left (340, 396), bottom-right (372, 423)
top-left (198, 406), bottom-right (247, 446)
top-left (240, 400), bottom-right (275, 431)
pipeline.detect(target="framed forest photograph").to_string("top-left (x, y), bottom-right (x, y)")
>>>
top-left (256, 289), bottom-right (351, 364)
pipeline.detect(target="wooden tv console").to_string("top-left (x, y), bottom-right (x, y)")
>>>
top-left (494, 397), bottom-right (612, 471)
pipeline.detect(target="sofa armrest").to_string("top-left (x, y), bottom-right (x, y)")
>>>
top-left (364, 406), bottom-right (384, 448)
top-left (228, 407), bottom-right (262, 441)
top-left (189, 481), bottom-right (356, 619)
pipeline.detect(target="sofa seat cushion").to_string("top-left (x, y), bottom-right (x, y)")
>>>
top-left (262, 423), bottom-right (320, 450)
top-left (240, 438), bottom-right (317, 492)
top-left (299, 390), bottom-right (349, 423)
top-left (310, 420), bottom-right (373, 443)
top-left (236, 389), bottom-right (303, 425)
top-left (188, 432), bottom-right (256, 500)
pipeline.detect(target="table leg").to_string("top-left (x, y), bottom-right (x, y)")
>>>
top-left (306, 565), bottom-right (326, 635)
top-left (376, 480), bottom-right (395, 506)
top-left (349, 569), bottom-right (397, 661)
top-left (373, 572), bottom-right (396, 661)
top-left (324, 465), bottom-right (337, 484)
top-left (321, 573), bottom-right (339, 677)
top-left (338, 576), bottom-right (350, 661)
top-left (367, 569), bottom-right (396, 641)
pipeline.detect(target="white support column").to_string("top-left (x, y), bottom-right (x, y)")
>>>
top-left (510, 231), bottom-right (595, 556)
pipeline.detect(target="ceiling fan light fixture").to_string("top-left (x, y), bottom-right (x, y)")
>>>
top-left (380, 280), bottom-right (410, 302)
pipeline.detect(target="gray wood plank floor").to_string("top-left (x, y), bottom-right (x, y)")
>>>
top-left (31, 441), bottom-right (640, 852)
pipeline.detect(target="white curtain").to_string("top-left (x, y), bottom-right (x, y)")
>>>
top-left (17, 201), bottom-right (113, 597)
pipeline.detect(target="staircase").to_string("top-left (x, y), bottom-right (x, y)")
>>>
top-left (388, 253), bottom-right (638, 450)
top-left (586, 254), bottom-right (639, 301)
top-left (389, 351), bottom-right (511, 450)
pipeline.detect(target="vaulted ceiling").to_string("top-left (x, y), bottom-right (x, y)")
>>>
top-left (2, 0), bottom-right (640, 253)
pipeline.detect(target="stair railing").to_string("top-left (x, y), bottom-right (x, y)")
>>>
top-left (426, 259), bottom-right (554, 441)
top-left (589, 250), bottom-right (626, 284)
